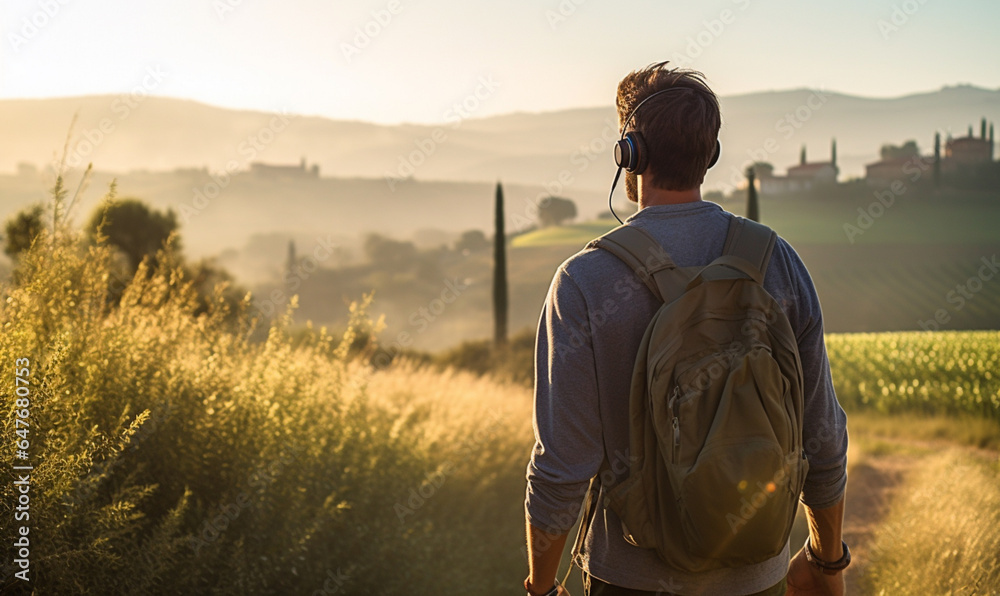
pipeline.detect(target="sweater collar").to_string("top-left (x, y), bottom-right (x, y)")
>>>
top-left (625, 200), bottom-right (722, 222)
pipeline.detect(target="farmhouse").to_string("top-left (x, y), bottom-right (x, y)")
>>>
top-left (865, 120), bottom-right (994, 186)
top-left (756, 140), bottom-right (838, 194)
top-left (250, 158), bottom-right (320, 178)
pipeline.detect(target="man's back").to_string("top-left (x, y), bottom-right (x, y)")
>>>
top-left (525, 200), bottom-right (848, 595)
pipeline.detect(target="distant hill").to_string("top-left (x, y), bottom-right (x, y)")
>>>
top-left (1, 84), bottom-right (998, 200)
top-left (0, 169), bottom-right (596, 261)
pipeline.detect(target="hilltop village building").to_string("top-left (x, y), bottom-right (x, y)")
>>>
top-left (865, 120), bottom-right (994, 187)
top-left (750, 119), bottom-right (996, 193)
top-left (756, 140), bottom-right (839, 194)
top-left (249, 158), bottom-right (320, 178)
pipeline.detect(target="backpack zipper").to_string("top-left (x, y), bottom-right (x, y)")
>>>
top-left (669, 386), bottom-right (681, 463)
top-left (672, 418), bottom-right (680, 463)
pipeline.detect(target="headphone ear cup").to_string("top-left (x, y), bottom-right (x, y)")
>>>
top-left (615, 132), bottom-right (647, 174)
top-left (614, 137), bottom-right (631, 170)
top-left (708, 139), bottom-right (721, 169)
top-left (620, 131), bottom-right (648, 174)
top-left (631, 132), bottom-right (649, 174)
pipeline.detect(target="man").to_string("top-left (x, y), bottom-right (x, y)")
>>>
top-left (523, 62), bottom-right (849, 596)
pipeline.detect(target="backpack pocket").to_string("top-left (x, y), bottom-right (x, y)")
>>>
top-left (663, 345), bottom-right (802, 564)
top-left (671, 437), bottom-right (795, 563)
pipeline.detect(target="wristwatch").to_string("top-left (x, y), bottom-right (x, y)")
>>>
top-left (524, 577), bottom-right (560, 596)
top-left (803, 537), bottom-right (851, 575)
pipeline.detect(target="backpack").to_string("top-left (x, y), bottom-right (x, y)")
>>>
top-left (567, 216), bottom-right (809, 574)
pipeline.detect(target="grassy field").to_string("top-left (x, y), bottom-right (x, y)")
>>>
top-left (828, 413), bottom-right (1000, 595)
top-left (512, 220), bottom-right (618, 248)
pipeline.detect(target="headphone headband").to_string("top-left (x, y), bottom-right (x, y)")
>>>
top-left (619, 87), bottom-right (689, 137)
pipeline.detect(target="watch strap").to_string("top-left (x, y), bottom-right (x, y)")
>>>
top-left (804, 537), bottom-right (851, 575)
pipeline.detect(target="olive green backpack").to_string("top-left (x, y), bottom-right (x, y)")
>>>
top-left (566, 216), bottom-right (809, 575)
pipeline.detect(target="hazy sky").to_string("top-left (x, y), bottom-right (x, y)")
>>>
top-left (1, 0), bottom-right (998, 124)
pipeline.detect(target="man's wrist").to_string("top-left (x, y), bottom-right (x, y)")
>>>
top-left (808, 534), bottom-right (844, 561)
top-left (803, 537), bottom-right (851, 575)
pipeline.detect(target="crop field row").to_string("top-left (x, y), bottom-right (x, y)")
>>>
top-left (827, 331), bottom-right (1000, 420)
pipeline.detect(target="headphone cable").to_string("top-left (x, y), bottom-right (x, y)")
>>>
top-left (608, 167), bottom-right (624, 225)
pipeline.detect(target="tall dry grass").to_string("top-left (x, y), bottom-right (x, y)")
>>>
top-left (863, 450), bottom-right (1000, 594)
top-left (0, 189), bottom-right (534, 594)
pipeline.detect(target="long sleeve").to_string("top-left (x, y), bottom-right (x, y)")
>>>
top-left (525, 267), bottom-right (606, 534)
top-left (782, 243), bottom-right (849, 509)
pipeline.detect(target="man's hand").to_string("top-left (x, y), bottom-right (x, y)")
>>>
top-left (786, 546), bottom-right (845, 596)
top-left (789, 495), bottom-right (847, 596)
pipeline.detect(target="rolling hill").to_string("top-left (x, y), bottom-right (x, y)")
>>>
top-left (2, 84), bottom-right (998, 201)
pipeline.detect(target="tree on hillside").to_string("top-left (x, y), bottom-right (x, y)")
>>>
top-left (934, 132), bottom-right (942, 188)
top-left (286, 240), bottom-right (297, 278)
top-left (745, 166), bottom-right (759, 223)
top-left (2, 204), bottom-right (45, 259)
top-left (493, 182), bottom-right (508, 348)
top-left (537, 196), bottom-right (577, 227)
top-left (880, 141), bottom-right (919, 161)
top-left (87, 199), bottom-right (179, 272)
top-left (454, 230), bottom-right (489, 254)
top-left (363, 234), bottom-right (417, 272)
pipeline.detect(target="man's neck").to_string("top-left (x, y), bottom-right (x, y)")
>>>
top-left (637, 178), bottom-right (702, 210)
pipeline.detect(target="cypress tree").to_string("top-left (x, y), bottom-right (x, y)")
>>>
top-left (493, 181), bottom-right (508, 348)
top-left (286, 240), bottom-right (297, 276)
top-left (831, 138), bottom-right (837, 167)
top-left (982, 117), bottom-right (987, 140)
top-left (990, 123), bottom-right (995, 160)
top-left (800, 145), bottom-right (806, 165)
top-left (745, 166), bottom-right (759, 223)
top-left (933, 132), bottom-right (941, 188)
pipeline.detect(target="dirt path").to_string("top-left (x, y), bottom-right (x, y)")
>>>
top-left (836, 436), bottom-right (999, 594)
top-left (841, 451), bottom-right (917, 593)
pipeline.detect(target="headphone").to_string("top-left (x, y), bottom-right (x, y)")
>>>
top-left (608, 87), bottom-right (722, 223)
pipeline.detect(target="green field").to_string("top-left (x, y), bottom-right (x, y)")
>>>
top-left (514, 188), bottom-right (1000, 248)
top-left (512, 219), bottom-right (618, 248)
top-left (827, 331), bottom-right (1000, 420)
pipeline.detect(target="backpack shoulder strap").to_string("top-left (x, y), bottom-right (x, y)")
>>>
top-left (588, 225), bottom-right (688, 303)
top-left (722, 217), bottom-right (777, 278)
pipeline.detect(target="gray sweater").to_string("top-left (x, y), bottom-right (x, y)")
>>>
top-left (525, 201), bottom-right (848, 595)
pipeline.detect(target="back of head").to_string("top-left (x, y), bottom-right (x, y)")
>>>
top-left (616, 62), bottom-right (721, 191)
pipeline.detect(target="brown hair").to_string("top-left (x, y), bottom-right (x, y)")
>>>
top-left (616, 62), bottom-right (721, 191)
